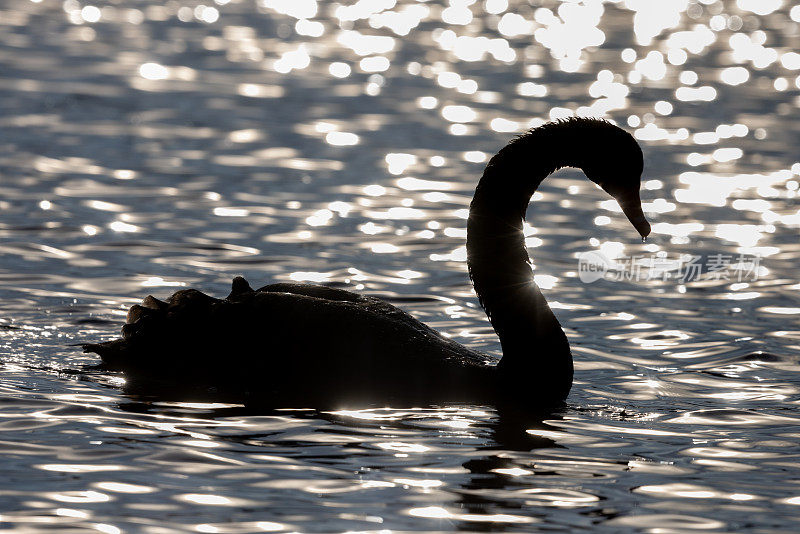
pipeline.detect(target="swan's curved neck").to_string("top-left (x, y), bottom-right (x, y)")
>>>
top-left (466, 127), bottom-right (576, 396)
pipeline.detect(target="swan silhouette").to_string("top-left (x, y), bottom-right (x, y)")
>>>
top-left (83, 118), bottom-right (650, 408)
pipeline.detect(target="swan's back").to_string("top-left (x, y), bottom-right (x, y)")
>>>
top-left (84, 278), bottom-right (495, 404)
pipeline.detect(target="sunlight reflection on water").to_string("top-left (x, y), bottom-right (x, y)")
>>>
top-left (1, 0), bottom-right (800, 531)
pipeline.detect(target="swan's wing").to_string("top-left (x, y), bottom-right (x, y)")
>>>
top-left (256, 282), bottom-right (364, 303)
top-left (253, 283), bottom-right (453, 344)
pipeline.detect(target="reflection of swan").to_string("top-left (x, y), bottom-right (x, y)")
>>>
top-left (83, 118), bottom-right (649, 408)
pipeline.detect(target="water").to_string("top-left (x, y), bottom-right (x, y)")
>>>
top-left (2, 0), bottom-right (800, 531)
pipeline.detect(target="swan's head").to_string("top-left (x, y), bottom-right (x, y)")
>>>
top-left (579, 122), bottom-right (651, 238)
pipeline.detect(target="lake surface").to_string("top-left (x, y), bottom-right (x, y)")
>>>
top-left (2, 0), bottom-right (800, 531)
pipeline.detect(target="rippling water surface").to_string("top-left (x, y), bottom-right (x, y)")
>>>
top-left (2, 0), bottom-right (800, 531)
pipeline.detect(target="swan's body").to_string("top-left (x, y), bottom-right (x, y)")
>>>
top-left (83, 118), bottom-right (650, 408)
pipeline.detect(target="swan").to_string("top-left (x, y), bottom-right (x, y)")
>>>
top-left (83, 117), bottom-right (650, 408)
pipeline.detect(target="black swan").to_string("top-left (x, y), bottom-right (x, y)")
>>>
top-left (83, 118), bottom-right (650, 408)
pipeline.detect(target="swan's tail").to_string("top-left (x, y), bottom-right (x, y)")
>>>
top-left (81, 277), bottom-right (256, 372)
top-left (82, 339), bottom-right (129, 370)
top-left (82, 292), bottom-right (175, 370)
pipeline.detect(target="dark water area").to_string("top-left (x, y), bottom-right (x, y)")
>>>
top-left (2, 0), bottom-right (800, 531)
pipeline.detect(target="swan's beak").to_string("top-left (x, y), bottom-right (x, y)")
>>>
top-left (617, 192), bottom-right (651, 238)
